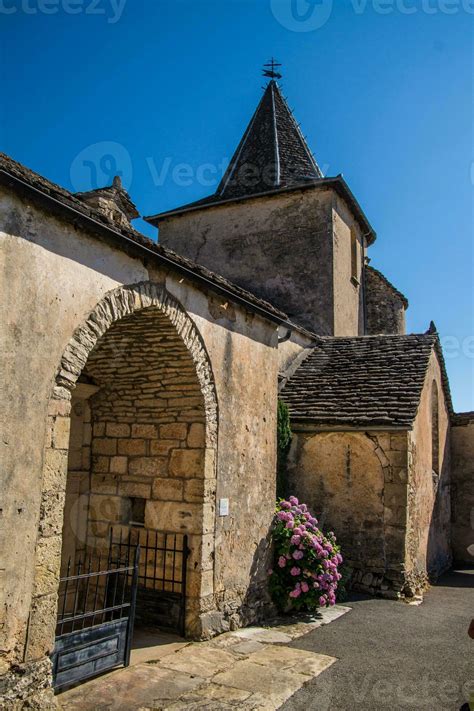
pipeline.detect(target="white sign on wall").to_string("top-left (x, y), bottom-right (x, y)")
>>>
top-left (219, 498), bottom-right (229, 516)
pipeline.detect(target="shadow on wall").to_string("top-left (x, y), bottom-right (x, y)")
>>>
top-left (239, 535), bottom-right (276, 627)
top-left (426, 436), bottom-right (453, 580)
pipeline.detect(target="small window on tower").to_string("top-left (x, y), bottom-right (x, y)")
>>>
top-left (351, 226), bottom-right (359, 284)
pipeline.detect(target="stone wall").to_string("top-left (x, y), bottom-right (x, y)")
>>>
top-left (451, 412), bottom-right (474, 563)
top-left (365, 266), bottom-right (407, 335)
top-left (22, 283), bottom-right (220, 689)
top-left (287, 429), bottom-right (409, 597)
top-left (0, 190), bottom-right (279, 706)
top-left (157, 186), bottom-right (365, 336)
top-left (406, 351), bottom-right (452, 591)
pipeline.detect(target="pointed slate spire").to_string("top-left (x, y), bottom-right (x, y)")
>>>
top-left (217, 80), bottom-right (322, 200)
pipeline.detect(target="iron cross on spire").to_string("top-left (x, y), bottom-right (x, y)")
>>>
top-left (262, 58), bottom-right (282, 80)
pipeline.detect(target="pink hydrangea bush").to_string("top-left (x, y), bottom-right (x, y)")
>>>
top-left (268, 497), bottom-right (343, 611)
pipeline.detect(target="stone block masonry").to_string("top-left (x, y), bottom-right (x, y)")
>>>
top-left (288, 429), bottom-right (410, 598)
top-left (63, 307), bottom-right (216, 625)
top-left (365, 266), bottom-right (407, 335)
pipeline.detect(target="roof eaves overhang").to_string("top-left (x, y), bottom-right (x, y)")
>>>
top-left (0, 168), bottom-right (291, 328)
top-left (289, 421), bottom-right (412, 432)
top-left (145, 175), bottom-right (377, 245)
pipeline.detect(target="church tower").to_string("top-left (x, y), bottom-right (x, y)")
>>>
top-left (146, 69), bottom-right (386, 336)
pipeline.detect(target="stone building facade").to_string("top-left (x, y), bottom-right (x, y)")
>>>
top-left (0, 154), bottom-right (292, 706)
top-left (152, 184), bottom-right (370, 337)
top-left (281, 335), bottom-right (453, 597)
top-left (1, 75), bottom-right (472, 707)
top-left (146, 78), bottom-right (470, 601)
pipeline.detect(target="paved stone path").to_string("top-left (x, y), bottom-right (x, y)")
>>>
top-left (58, 607), bottom-right (349, 710)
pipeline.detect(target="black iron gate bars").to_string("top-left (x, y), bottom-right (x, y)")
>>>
top-left (51, 544), bottom-right (139, 690)
top-left (109, 526), bottom-right (190, 637)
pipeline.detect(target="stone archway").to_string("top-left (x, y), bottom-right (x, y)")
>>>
top-left (25, 282), bottom-right (218, 664)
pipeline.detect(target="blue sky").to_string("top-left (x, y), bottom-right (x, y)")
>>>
top-left (1, 0), bottom-right (472, 410)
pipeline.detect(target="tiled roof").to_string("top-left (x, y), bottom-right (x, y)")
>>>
top-left (281, 334), bottom-right (449, 428)
top-left (0, 152), bottom-right (287, 323)
top-left (217, 80), bottom-right (322, 199)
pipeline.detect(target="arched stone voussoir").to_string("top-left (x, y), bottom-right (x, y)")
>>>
top-left (54, 281), bottom-right (218, 445)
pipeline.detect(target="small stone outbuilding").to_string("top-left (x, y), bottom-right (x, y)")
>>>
top-left (281, 334), bottom-right (453, 597)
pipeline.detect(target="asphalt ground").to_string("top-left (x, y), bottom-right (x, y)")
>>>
top-left (283, 565), bottom-right (474, 711)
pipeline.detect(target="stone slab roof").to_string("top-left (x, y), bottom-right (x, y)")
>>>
top-left (0, 152), bottom-right (288, 324)
top-left (281, 334), bottom-right (452, 428)
top-left (217, 80), bottom-right (322, 199)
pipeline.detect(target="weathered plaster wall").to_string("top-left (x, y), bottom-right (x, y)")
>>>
top-left (287, 429), bottom-right (409, 597)
top-left (406, 352), bottom-right (451, 589)
top-left (332, 195), bottom-right (365, 336)
top-left (285, 356), bottom-right (452, 600)
top-left (0, 190), bottom-right (279, 704)
top-left (182, 289), bottom-right (278, 630)
top-left (450, 413), bottom-right (474, 563)
top-left (158, 187), bottom-right (364, 336)
top-left (365, 267), bottom-right (406, 335)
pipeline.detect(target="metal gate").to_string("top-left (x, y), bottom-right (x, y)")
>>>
top-left (51, 544), bottom-right (139, 691)
top-left (109, 527), bottom-right (190, 637)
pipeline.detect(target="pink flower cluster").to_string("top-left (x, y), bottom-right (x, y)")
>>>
top-left (270, 496), bottom-right (343, 610)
